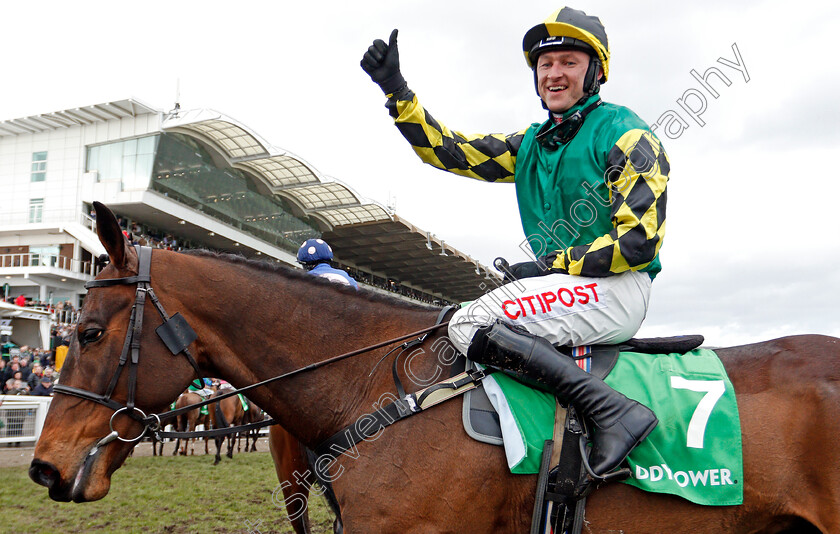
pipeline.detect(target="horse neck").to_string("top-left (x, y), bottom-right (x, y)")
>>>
top-left (166, 253), bottom-right (444, 447)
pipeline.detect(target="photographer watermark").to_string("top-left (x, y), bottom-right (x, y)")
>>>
top-left (262, 334), bottom-right (459, 524)
top-left (651, 43), bottom-right (750, 139)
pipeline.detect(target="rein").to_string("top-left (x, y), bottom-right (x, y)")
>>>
top-left (155, 415), bottom-right (278, 440)
top-left (54, 245), bottom-right (451, 447)
top-left (155, 321), bottom-right (450, 426)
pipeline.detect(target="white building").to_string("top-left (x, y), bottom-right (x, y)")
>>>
top-left (0, 98), bottom-right (496, 348)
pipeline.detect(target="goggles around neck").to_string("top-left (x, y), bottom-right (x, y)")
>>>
top-left (535, 98), bottom-right (602, 150)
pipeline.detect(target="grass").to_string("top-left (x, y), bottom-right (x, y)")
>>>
top-left (1, 451), bottom-right (336, 533)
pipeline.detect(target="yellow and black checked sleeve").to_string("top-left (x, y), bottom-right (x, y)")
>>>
top-left (387, 92), bottom-right (525, 183)
top-left (551, 130), bottom-right (669, 277)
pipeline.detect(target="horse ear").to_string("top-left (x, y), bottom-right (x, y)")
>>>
top-left (93, 201), bottom-right (133, 270)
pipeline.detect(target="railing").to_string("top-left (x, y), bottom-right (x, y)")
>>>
top-left (53, 308), bottom-right (81, 325)
top-left (0, 395), bottom-right (51, 445)
top-left (1, 302), bottom-right (79, 324)
top-left (0, 396), bottom-right (270, 447)
top-left (80, 211), bottom-right (96, 232)
top-left (0, 253), bottom-right (96, 277)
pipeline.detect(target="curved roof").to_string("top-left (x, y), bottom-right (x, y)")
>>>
top-left (162, 108), bottom-right (392, 231)
top-left (162, 107), bottom-right (500, 301)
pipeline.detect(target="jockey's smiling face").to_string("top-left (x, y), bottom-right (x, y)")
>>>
top-left (536, 49), bottom-right (592, 113)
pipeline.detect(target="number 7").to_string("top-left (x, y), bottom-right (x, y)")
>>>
top-left (669, 377), bottom-right (725, 449)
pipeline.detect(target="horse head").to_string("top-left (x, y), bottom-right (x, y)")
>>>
top-left (30, 202), bottom-right (200, 501)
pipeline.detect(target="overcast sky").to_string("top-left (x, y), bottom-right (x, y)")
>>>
top-left (3, 0), bottom-right (838, 347)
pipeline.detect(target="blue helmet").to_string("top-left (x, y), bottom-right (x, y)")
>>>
top-left (297, 238), bottom-right (334, 264)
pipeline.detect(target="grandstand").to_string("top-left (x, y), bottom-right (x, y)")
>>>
top-left (0, 98), bottom-right (501, 350)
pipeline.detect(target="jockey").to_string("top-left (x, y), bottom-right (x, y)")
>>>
top-left (297, 238), bottom-right (359, 290)
top-left (187, 378), bottom-right (214, 399)
top-left (216, 378), bottom-right (235, 391)
top-left (361, 7), bottom-right (667, 476)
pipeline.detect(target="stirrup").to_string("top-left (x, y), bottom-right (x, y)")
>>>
top-left (578, 434), bottom-right (631, 482)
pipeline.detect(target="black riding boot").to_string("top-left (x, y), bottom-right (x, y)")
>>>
top-left (467, 321), bottom-right (658, 476)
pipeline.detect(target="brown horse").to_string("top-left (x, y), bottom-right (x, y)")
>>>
top-left (207, 389), bottom-right (246, 465)
top-left (269, 425), bottom-right (345, 534)
top-left (29, 203), bottom-right (840, 532)
top-left (173, 391), bottom-right (209, 456)
top-left (240, 399), bottom-right (264, 453)
top-left (151, 425), bottom-right (166, 456)
top-left (269, 425), bottom-right (318, 534)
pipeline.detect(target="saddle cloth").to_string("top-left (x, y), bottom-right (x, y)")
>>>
top-left (460, 340), bottom-right (744, 506)
top-left (460, 336), bottom-right (694, 448)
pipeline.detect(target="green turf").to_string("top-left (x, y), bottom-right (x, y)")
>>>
top-left (2, 451), bottom-right (335, 533)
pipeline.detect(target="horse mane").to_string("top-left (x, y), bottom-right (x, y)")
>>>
top-left (178, 249), bottom-right (440, 313)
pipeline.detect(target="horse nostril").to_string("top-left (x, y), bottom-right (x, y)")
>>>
top-left (29, 459), bottom-right (60, 489)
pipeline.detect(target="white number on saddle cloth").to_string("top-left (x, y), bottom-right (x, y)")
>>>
top-left (669, 377), bottom-right (725, 449)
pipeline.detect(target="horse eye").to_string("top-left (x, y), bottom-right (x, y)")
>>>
top-left (79, 328), bottom-right (104, 346)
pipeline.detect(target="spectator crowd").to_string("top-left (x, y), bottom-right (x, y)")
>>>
top-left (1, 325), bottom-right (71, 397)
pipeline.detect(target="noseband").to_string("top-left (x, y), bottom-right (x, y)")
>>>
top-left (54, 245), bottom-right (202, 444)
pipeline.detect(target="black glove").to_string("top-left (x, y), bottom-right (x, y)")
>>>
top-left (508, 261), bottom-right (545, 281)
top-left (505, 254), bottom-right (558, 283)
top-left (361, 29), bottom-right (407, 94)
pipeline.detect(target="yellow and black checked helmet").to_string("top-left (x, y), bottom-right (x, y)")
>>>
top-left (523, 7), bottom-right (610, 95)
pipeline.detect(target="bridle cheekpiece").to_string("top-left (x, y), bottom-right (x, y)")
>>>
top-left (53, 246), bottom-right (202, 446)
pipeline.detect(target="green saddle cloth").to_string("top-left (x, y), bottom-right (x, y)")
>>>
top-left (491, 348), bottom-right (743, 506)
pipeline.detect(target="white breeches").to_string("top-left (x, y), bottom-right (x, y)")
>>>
top-left (448, 270), bottom-right (652, 355)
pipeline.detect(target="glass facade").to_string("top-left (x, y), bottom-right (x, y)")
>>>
top-left (86, 136), bottom-right (157, 190)
top-left (85, 133), bottom-right (319, 255)
top-left (150, 133), bottom-right (318, 253)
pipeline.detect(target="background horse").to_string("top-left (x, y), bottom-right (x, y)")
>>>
top-left (30, 203), bottom-right (840, 532)
top-left (151, 428), bottom-right (165, 456)
top-left (173, 391), bottom-right (209, 456)
top-left (240, 399), bottom-right (264, 453)
top-left (207, 389), bottom-right (245, 465)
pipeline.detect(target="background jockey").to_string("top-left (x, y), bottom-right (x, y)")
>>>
top-left (215, 378), bottom-right (235, 390)
top-left (297, 238), bottom-right (359, 290)
top-left (187, 378), bottom-right (214, 399)
top-left (361, 7), bottom-right (667, 476)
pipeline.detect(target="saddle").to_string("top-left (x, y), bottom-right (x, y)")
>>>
top-left (459, 334), bottom-right (704, 534)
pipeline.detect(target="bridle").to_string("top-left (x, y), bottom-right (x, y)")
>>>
top-left (54, 246), bottom-right (202, 447)
top-left (54, 245), bottom-right (450, 451)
